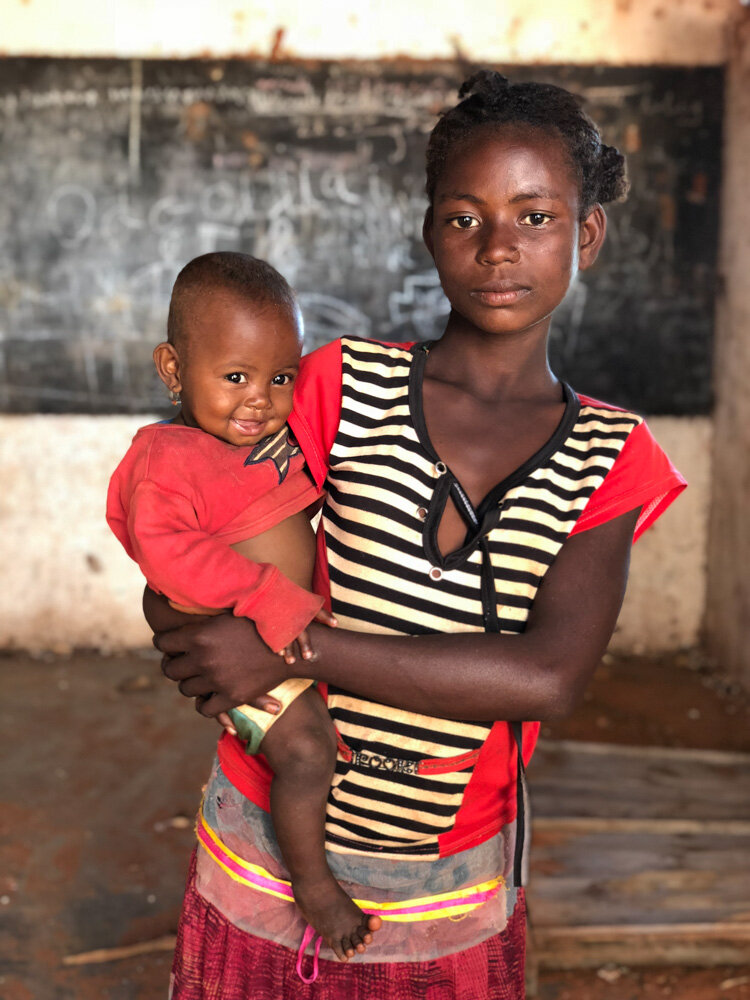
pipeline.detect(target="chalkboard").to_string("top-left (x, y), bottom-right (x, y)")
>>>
top-left (0, 59), bottom-right (722, 415)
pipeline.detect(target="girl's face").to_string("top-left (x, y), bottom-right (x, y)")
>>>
top-left (424, 124), bottom-right (605, 342)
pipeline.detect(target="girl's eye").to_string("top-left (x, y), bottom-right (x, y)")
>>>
top-left (271, 374), bottom-right (294, 386)
top-left (449, 215), bottom-right (479, 230)
top-left (224, 372), bottom-right (247, 384)
top-left (522, 212), bottom-right (552, 227)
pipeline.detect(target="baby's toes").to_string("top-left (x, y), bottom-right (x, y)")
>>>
top-left (331, 938), bottom-right (350, 962)
top-left (349, 930), bottom-right (366, 954)
top-left (340, 936), bottom-right (356, 960)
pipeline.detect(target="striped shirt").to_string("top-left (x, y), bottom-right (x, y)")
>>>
top-left (219, 335), bottom-right (686, 873)
top-left (322, 338), bottom-right (643, 860)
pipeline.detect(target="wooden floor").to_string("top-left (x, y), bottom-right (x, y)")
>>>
top-left (526, 739), bottom-right (750, 970)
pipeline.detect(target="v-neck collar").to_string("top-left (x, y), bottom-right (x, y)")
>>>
top-left (408, 341), bottom-right (581, 568)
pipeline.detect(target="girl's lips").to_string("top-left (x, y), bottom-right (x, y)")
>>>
top-left (471, 287), bottom-right (530, 307)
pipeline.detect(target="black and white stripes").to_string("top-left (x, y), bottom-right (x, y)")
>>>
top-left (322, 339), bottom-right (641, 858)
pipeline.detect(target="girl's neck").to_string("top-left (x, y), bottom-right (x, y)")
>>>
top-left (427, 314), bottom-right (559, 403)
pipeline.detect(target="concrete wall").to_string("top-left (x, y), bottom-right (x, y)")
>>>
top-left (705, 9), bottom-right (750, 685)
top-left (1, 0), bottom-right (737, 64)
top-left (0, 413), bottom-right (711, 654)
top-left (0, 0), bottom-right (738, 653)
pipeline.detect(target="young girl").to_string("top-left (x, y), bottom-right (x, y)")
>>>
top-left (151, 72), bottom-right (686, 999)
top-left (107, 253), bottom-right (381, 961)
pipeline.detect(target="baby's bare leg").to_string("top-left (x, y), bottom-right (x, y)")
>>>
top-left (260, 688), bottom-right (381, 960)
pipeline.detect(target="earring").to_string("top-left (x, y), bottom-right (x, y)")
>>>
top-left (168, 389), bottom-right (181, 405)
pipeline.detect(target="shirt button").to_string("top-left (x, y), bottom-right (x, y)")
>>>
top-left (417, 506), bottom-right (428, 520)
top-left (434, 461), bottom-right (447, 476)
top-left (429, 567), bottom-right (443, 581)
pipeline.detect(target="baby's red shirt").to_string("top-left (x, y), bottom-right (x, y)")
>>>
top-left (106, 422), bottom-right (324, 652)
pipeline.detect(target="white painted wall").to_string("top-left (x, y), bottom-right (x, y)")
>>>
top-left (0, 414), bottom-right (709, 653)
top-left (1, 0), bottom-right (738, 64)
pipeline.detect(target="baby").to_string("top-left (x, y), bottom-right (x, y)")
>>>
top-left (107, 252), bottom-right (379, 960)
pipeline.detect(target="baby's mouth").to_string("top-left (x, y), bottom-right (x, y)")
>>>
top-left (231, 417), bottom-right (268, 436)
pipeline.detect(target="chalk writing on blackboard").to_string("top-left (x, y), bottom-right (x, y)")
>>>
top-left (0, 60), bottom-right (721, 414)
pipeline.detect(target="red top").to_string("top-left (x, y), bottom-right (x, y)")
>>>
top-left (106, 422), bottom-right (323, 652)
top-left (220, 338), bottom-right (687, 854)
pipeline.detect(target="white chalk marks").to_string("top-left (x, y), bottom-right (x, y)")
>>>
top-left (0, 65), bottom-right (446, 410)
top-left (0, 62), bottom-right (721, 414)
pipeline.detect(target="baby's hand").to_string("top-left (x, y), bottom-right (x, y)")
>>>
top-left (281, 609), bottom-right (337, 666)
top-left (216, 710), bottom-right (237, 735)
top-left (209, 696), bottom-right (283, 736)
top-left (314, 608), bottom-right (338, 629)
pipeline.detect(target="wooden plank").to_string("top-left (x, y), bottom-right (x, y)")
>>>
top-left (533, 818), bottom-right (750, 835)
top-left (529, 827), bottom-right (750, 927)
top-left (63, 935), bottom-right (177, 966)
top-left (533, 923), bottom-right (750, 969)
top-left (529, 739), bottom-right (750, 821)
top-left (526, 739), bottom-right (750, 968)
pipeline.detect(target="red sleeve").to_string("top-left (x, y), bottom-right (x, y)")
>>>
top-left (127, 480), bottom-right (323, 652)
top-left (570, 419), bottom-right (687, 543)
top-left (288, 338), bottom-right (343, 489)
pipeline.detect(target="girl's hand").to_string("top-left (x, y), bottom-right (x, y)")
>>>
top-left (280, 608), bottom-right (338, 665)
top-left (153, 613), bottom-right (292, 719)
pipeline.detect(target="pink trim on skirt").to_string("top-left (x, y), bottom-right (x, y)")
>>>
top-left (169, 851), bottom-right (527, 1000)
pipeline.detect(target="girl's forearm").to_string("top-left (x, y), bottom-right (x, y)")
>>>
top-left (302, 510), bottom-right (637, 723)
top-left (305, 624), bottom-right (574, 722)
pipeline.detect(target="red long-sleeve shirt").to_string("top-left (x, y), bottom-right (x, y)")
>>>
top-left (106, 422), bottom-right (323, 652)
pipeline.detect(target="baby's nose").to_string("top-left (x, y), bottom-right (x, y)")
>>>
top-left (241, 385), bottom-right (271, 410)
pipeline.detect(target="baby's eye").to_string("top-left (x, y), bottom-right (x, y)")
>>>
top-left (271, 373), bottom-right (294, 386)
top-left (521, 212), bottom-right (552, 227)
top-left (224, 372), bottom-right (247, 384)
top-left (449, 215), bottom-right (479, 230)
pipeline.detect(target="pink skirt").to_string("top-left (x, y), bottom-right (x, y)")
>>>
top-left (169, 852), bottom-right (527, 1000)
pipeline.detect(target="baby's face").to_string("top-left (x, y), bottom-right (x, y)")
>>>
top-left (176, 291), bottom-right (303, 447)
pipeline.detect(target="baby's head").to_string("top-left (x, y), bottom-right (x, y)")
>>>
top-left (154, 252), bottom-right (303, 447)
top-left (425, 70), bottom-right (628, 222)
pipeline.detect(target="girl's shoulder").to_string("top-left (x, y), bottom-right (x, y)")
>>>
top-left (569, 393), bottom-right (686, 542)
top-left (292, 338), bottom-right (417, 481)
top-left (298, 336), bottom-right (417, 377)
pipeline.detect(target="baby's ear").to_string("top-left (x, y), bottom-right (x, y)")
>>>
top-left (153, 342), bottom-right (182, 393)
top-left (578, 205), bottom-right (607, 272)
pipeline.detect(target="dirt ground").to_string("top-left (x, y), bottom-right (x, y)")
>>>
top-left (1, 646), bottom-right (748, 999)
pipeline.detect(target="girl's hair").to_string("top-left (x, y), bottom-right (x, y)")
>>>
top-left (426, 70), bottom-right (629, 216)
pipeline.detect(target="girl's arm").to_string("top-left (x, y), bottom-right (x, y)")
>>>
top-left (153, 505), bottom-right (639, 723)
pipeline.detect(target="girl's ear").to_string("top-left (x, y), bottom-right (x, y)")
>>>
top-left (578, 205), bottom-right (607, 272)
top-left (422, 207), bottom-right (435, 259)
top-left (153, 342), bottom-right (182, 394)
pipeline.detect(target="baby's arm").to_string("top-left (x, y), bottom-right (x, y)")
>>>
top-left (128, 479), bottom-right (324, 653)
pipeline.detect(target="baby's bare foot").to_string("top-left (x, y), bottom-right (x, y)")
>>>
top-left (293, 875), bottom-right (382, 961)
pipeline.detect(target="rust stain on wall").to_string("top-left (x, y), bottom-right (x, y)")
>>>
top-left (270, 27), bottom-right (286, 62)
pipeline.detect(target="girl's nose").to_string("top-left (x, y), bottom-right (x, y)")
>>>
top-left (477, 221), bottom-right (520, 265)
